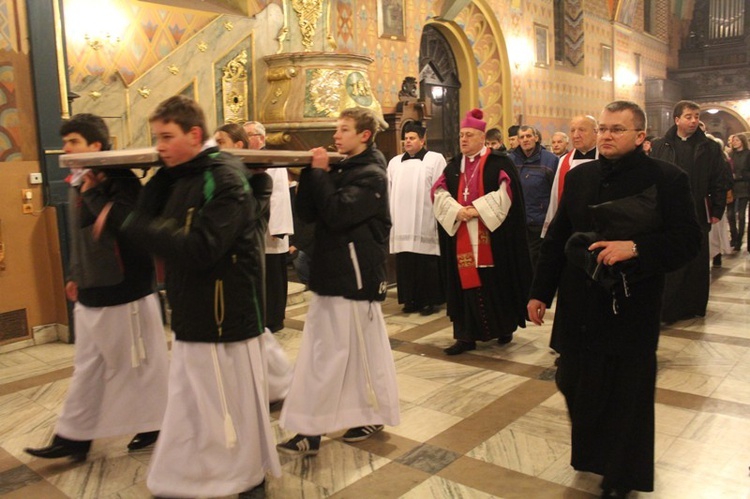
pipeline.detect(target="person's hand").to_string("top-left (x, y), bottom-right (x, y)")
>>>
top-left (588, 240), bottom-right (636, 266)
top-left (710, 216), bottom-right (720, 224)
top-left (65, 281), bottom-right (78, 302)
top-left (456, 206), bottom-right (478, 222)
top-left (92, 202), bottom-right (113, 241)
top-left (289, 245), bottom-right (297, 255)
top-left (81, 170), bottom-right (105, 193)
top-left (527, 299), bottom-right (546, 326)
top-left (310, 147), bottom-right (330, 171)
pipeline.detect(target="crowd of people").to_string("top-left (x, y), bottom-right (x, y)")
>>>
top-left (21, 95), bottom-right (745, 499)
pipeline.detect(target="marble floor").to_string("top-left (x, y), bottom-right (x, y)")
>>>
top-left (1, 253), bottom-right (749, 498)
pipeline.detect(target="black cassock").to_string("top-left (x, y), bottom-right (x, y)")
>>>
top-left (437, 151), bottom-right (532, 342)
top-left (531, 148), bottom-right (701, 492)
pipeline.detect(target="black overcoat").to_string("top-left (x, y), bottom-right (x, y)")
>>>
top-left (531, 148), bottom-right (702, 356)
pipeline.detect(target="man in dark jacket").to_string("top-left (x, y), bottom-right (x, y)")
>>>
top-left (650, 100), bottom-right (727, 323)
top-left (25, 114), bottom-right (169, 462)
top-left (124, 96), bottom-right (280, 497)
top-left (432, 109), bottom-right (532, 355)
top-left (277, 107), bottom-right (400, 456)
top-left (510, 124), bottom-right (559, 265)
top-left (528, 101), bottom-right (701, 497)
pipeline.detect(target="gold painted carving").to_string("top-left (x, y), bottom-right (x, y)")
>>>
top-left (222, 50), bottom-right (249, 123)
top-left (89, 91), bottom-right (102, 100)
top-left (168, 64), bottom-right (179, 75)
top-left (267, 67), bottom-right (298, 82)
top-left (308, 68), bottom-right (345, 116)
top-left (223, 50), bottom-right (248, 82)
top-left (291, 0), bottom-right (324, 51)
top-left (197, 40), bottom-right (208, 52)
top-left (224, 21), bottom-right (234, 31)
top-left (137, 87), bottom-right (151, 98)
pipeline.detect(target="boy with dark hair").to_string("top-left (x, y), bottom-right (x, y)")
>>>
top-left (25, 114), bottom-right (169, 461)
top-left (485, 127), bottom-right (505, 151)
top-left (277, 107), bottom-right (400, 455)
top-left (124, 95), bottom-right (280, 497)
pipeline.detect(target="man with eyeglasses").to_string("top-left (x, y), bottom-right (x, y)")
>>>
top-left (650, 101), bottom-right (727, 324)
top-left (432, 109), bottom-right (532, 355)
top-left (527, 101), bottom-right (701, 497)
top-left (509, 125), bottom-right (559, 266)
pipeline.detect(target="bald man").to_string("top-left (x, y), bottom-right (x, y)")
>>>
top-left (542, 115), bottom-right (599, 238)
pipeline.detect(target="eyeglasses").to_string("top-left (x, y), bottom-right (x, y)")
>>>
top-left (247, 133), bottom-right (263, 138)
top-left (597, 126), bottom-right (643, 137)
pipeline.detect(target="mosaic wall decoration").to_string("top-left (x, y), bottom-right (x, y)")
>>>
top-left (0, 0), bottom-right (20, 52)
top-left (564, 0), bottom-right (584, 68)
top-left (455, 3), bottom-right (505, 129)
top-left (64, 0), bottom-right (217, 90)
top-left (0, 62), bottom-right (21, 161)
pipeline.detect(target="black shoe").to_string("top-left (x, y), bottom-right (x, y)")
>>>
top-left (276, 434), bottom-right (321, 456)
top-left (601, 487), bottom-right (631, 498)
top-left (342, 425), bottom-right (384, 442)
top-left (239, 479), bottom-right (266, 499)
top-left (402, 303), bottom-right (418, 313)
top-left (712, 254), bottom-right (722, 267)
top-left (127, 430), bottom-right (159, 451)
top-left (24, 435), bottom-right (91, 461)
top-left (267, 324), bottom-right (284, 333)
top-left (443, 341), bottom-right (476, 355)
top-left (497, 335), bottom-right (513, 345)
top-left (419, 304), bottom-right (436, 316)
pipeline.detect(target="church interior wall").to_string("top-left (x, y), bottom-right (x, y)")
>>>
top-left (62, 0), bottom-right (679, 147)
top-left (0, 0), bottom-right (67, 347)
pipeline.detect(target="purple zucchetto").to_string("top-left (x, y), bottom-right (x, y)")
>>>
top-left (460, 108), bottom-right (486, 132)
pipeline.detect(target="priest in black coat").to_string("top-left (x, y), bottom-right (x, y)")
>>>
top-left (527, 101), bottom-right (701, 497)
top-left (432, 108), bottom-right (532, 355)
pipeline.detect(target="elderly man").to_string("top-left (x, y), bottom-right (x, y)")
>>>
top-left (527, 101), bottom-right (701, 497)
top-left (432, 109), bottom-right (532, 355)
top-left (650, 101), bottom-right (727, 323)
top-left (243, 121), bottom-right (294, 332)
top-left (550, 131), bottom-right (570, 157)
top-left (510, 125), bottom-right (559, 265)
top-left (388, 121), bottom-right (446, 315)
top-left (543, 115), bottom-right (599, 237)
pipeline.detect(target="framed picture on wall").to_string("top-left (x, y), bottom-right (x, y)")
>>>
top-left (601, 45), bottom-right (613, 81)
top-left (534, 24), bottom-right (549, 68)
top-left (378, 0), bottom-right (405, 40)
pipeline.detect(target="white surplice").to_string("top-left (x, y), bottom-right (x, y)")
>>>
top-left (542, 148), bottom-right (598, 237)
top-left (147, 335), bottom-right (281, 498)
top-left (265, 167), bottom-right (294, 254)
top-left (279, 294), bottom-right (400, 435)
top-left (432, 155), bottom-right (513, 265)
top-left (388, 151), bottom-right (446, 255)
top-left (56, 293), bottom-right (168, 440)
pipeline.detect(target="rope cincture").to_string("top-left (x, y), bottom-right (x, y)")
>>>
top-left (352, 302), bottom-right (379, 411)
top-left (129, 301), bottom-right (147, 368)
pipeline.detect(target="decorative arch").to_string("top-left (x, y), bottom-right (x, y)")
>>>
top-left (423, 19), bottom-right (478, 119)
top-left (432, 0), bottom-right (512, 135)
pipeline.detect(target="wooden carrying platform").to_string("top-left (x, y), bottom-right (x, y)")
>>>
top-left (58, 148), bottom-right (345, 169)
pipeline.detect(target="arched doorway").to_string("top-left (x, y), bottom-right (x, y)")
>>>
top-left (419, 25), bottom-right (461, 161)
top-left (700, 107), bottom-right (750, 144)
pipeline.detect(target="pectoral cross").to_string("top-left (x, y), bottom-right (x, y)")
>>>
top-left (463, 187), bottom-right (469, 202)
